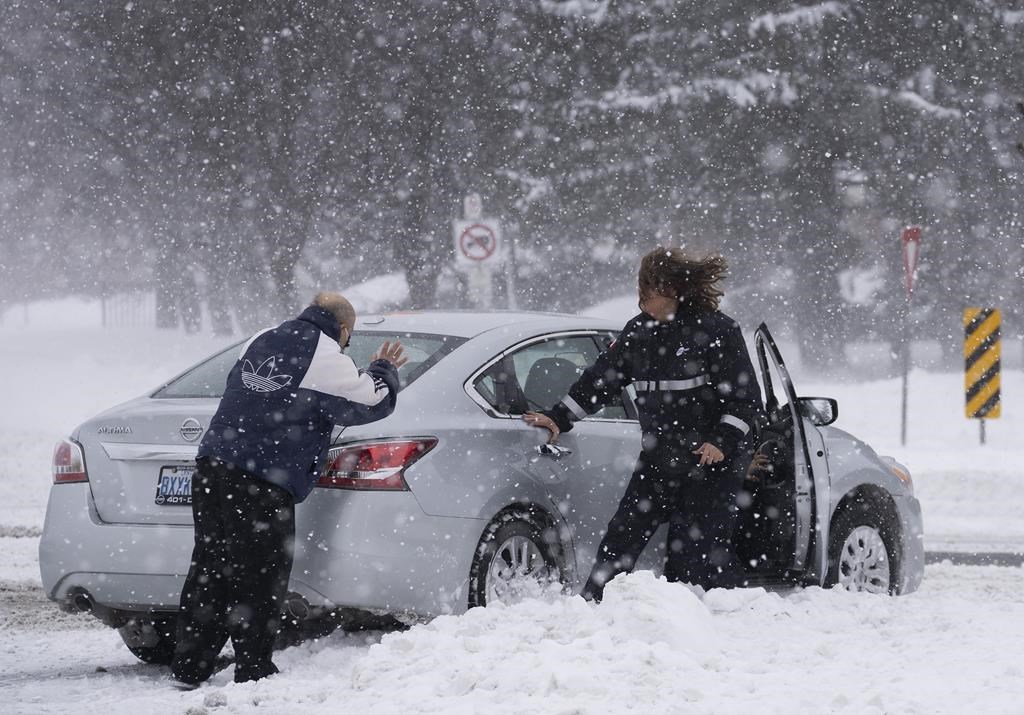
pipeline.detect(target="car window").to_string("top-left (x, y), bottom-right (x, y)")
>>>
top-left (589, 333), bottom-right (630, 420)
top-left (152, 342), bottom-right (245, 398)
top-left (344, 331), bottom-right (465, 389)
top-left (760, 346), bottom-right (792, 425)
top-left (472, 334), bottom-right (628, 419)
top-left (511, 336), bottom-right (596, 413)
top-left (154, 331), bottom-right (463, 398)
top-left (473, 357), bottom-right (525, 415)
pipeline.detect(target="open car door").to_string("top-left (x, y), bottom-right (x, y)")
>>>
top-left (754, 324), bottom-right (830, 584)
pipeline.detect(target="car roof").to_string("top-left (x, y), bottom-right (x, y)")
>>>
top-left (354, 310), bottom-right (623, 339)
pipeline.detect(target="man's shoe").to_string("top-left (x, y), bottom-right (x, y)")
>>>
top-left (233, 661), bottom-right (279, 684)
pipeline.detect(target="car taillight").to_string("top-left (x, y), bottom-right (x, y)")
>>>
top-left (52, 439), bottom-right (88, 484)
top-left (317, 438), bottom-right (437, 491)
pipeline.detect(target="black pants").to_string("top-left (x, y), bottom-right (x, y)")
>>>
top-left (172, 458), bottom-right (295, 684)
top-left (582, 445), bottom-right (749, 601)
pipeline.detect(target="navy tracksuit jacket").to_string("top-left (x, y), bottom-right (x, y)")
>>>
top-left (198, 304), bottom-right (399, 502)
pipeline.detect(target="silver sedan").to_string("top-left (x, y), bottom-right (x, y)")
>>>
top-left (40, 311), bottom-right (924, 663)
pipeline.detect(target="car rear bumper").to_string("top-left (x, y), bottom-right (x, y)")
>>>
top-left (39, 484), bottom-right (192, 611)
top-left (39, 483), bottom-right (485, 618)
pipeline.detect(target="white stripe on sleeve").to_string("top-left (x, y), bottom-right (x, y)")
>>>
top-left (562, 395), bottom-right (589, 421)
top-left (719, 414), bottom-right (750, 436)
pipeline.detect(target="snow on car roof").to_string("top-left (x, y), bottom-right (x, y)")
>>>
top-left (355, 310), bottom-right (622, 338)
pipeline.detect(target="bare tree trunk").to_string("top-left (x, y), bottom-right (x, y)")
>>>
top-left (260, 204), bottom-right (311, 320)
top-left (269, 242), bottom-right (301, 318)
top-left (153, 228), bottom-right (180, 330)
top-left (395, 100), bottom-right (442, 309)
top-left (395, 189), bottom-right (438, 309)
top-left (206, 277), bottom-right (235, 336)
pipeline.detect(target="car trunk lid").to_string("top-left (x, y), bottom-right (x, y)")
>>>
top-left (79, 397), bottom-right (215, 525)
top-left (80, 397), bottom-right (347, 524)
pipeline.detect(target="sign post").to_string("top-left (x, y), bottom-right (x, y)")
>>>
top-left (463, 192), bottom-right (482, 222)
top-left (453, 194), bottom-right (502, 309)
top-left (963, 308), bottom-right (1001, 445)
top-left (899, 226), bottom-right (921, 446)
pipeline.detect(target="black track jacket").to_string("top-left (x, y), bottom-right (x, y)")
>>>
top-left (544, 303), bottom-right (764, 465)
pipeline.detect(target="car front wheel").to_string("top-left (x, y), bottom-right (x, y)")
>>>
top-left (468, 511), bottom-right (565, 608)
top-left (826, 504), bottom-right (897, 595)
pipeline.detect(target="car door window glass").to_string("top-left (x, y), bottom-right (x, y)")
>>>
top-left (473, 357), bottom-right (526, 415)
top-left (760, 347), bottom-right (792, 428)
top-left (588, 333), bottom-right (630, 420)
top-left (516, 335), bottom-right (629, 420)
top-left (472, 334), bottom-right (631, 419)
top-left (512, 337), bottom-right (596, 413)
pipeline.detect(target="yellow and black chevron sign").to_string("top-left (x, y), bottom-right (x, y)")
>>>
top-left (963, 308), bottom-right (1001, 419)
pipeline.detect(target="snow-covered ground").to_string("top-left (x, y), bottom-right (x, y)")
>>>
top-left (2, 297), bottom-right (1022, 714)
top-left (4, 565), bottom-right (1022, 715)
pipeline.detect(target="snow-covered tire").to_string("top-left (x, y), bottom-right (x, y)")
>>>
top-left (826, 501), bottom-right (899, 595)
top-left (118, 616), bottom-right (177, 665)
top-left (468, 511), bottom-right (565, 608)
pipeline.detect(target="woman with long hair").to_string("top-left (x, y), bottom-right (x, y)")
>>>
top-left (526, 246), bottom-right (764, 599)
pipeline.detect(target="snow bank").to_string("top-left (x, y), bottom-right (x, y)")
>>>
top-left (344, 272), bottom-right (410, 315)
top-left (9, 566), bottom-right (1023, 714)
top-left (345, 573), bottom-right (713, 712)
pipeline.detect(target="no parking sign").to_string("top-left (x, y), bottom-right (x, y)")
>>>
top-left (453, 219), bottom-right (503, 267)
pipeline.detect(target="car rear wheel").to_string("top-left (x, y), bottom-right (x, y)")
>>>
top-left (118, 616), bottom-right (177, 665)
top-left (826, 504), bottom-right (896, 595)
top-left (468, 511), bottom-right (565, 607)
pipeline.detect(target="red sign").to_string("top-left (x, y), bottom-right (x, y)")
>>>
top-left (901, 226), bottom-right (922, 298)
top-left (458, 223), bottom-right (498, 262)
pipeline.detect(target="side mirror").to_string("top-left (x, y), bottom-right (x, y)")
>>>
top-left (797, 397), bottom-right (839, 426)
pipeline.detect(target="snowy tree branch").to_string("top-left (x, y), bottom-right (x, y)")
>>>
top-left (540, 0), bottom-right (610, 24)
top-left (749, 2), bottom-right (849, 37)
top-left (573, 72), bottom-right (798, 115)
top-left (863, 85), bottom-right (963, 120)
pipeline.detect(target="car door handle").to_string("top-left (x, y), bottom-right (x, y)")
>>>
top-left (535, 444), bottom-right (573, 460)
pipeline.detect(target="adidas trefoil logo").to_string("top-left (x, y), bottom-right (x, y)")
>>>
top-left (241, 357), bottom-right (294, 392)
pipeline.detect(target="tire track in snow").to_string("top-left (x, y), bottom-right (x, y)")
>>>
top-left (0, 580), bottom-right (105, 633)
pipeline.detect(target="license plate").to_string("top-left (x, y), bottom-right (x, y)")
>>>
top-left (155, 465), bottom-right (195, 506)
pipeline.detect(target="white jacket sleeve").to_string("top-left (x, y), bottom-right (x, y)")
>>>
top-left (299, 333), bottom-right (399, 425)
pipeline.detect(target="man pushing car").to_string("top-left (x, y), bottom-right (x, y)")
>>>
top-left (172, 292), bottom-right (406, 685)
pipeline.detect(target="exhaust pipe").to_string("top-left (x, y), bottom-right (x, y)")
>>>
top-left (72, 592), bottom-right (94, 613)
top-left (285, 594), bottom-right (311, 621)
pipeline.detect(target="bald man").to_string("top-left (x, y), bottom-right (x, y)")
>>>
top-left (172, 293), bottom-right (406, 686)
